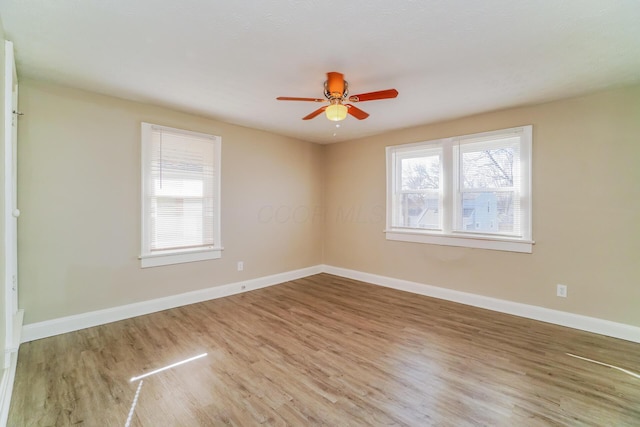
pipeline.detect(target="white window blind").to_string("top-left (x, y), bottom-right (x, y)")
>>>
top-left (141, 123), bottom-right (221, 267)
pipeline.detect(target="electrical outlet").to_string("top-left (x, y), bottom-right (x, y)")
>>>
top-left (557, 284), bottom-right (567, 298)
top-left (237, 261), bottom-right (244, 271)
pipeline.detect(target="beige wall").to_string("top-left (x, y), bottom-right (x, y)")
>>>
top-left (18, 80), bottom-right (324, 324)
top-left (324, 85), bottom-right (640, 327)
top-left (17, 79), bottom-right (640, 328)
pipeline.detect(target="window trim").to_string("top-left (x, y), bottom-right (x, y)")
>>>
top-left (139, 123), bottom-right (223, 268)
top-left (385, 126), bottom-right (533, 253)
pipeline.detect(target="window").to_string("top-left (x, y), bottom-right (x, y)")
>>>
top-left (140, 123), bottom-right (222, 267)
top-left (386, 125), bottom-right (532, 253)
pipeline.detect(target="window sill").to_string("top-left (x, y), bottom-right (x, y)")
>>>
top-left (385, 229), bottom-right (533, 253)
top-left (139, 247), bottom-right (223, 268)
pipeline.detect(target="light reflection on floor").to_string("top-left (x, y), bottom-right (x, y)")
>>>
top-left (125, 352), bottom-right (208, 425)
top-left (566, 353), bottom-right (640, 379)
top-left (130, 352), bottom-right (208, 382)
top-left (124, 380), bottom-right (144, 427)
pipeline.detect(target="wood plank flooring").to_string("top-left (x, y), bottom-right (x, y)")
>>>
top-left (8, 273), bottom-right (640, 426)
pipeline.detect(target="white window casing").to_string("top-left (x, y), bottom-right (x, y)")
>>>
top-left (140, 123), bottom-right (222, 267)
top-left (386, 126), bottom-right (533, 253)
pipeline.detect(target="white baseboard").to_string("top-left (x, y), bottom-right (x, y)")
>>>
top-left (20, 263), bottom-right (640, 345)
top-left (0, 309), bottom-right (23, 426)
top-left (322, 265), bottom-right (640, 344)
top-left (21, 265), bottom-right (323, 343)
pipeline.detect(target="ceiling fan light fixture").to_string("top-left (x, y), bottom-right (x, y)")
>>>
top-left (325, 103), bottom-right (348, 121)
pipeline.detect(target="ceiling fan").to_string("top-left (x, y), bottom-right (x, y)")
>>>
top-left (277, 72), bottom-right (398, 122)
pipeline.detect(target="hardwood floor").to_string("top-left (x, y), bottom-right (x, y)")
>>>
top-left (8, 273), bottom-right (640, 426)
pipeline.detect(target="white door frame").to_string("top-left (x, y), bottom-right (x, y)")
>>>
top-left (3, 40), bottom-right (19, 368)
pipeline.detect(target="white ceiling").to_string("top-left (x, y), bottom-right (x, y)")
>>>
top-left (1, 1), bottom-right (639, 144)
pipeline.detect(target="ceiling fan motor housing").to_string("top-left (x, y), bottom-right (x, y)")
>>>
top-left (324, 72), bottom-right (348, 100)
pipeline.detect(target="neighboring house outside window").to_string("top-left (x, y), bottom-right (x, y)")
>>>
top-left (386, 125), bottom-right (532, 253)
top-left (140, 123), bottom-right (222, 267)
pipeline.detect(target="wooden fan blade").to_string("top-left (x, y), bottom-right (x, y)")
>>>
top-left (302, 106), bottom-right (327, 120)
top-left (326, 72), bottom-right (345, 96)
top-left (348, 89), bottom-right (398, 102)
top-left (345, 104), bottom-right (369, 120)
top-left (277, 97), bottom-right (325, 102)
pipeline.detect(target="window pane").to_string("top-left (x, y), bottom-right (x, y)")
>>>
top-left (151, 198), bottom-right (212, 250)
top-left (396, 192), bottom-right (440, 229)
top-left (461, 191), bottom-right (519, 234)
top-left (401, 155), bottom-right (440, 190)
top-left (462, 146), bottom-right (515, 189)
